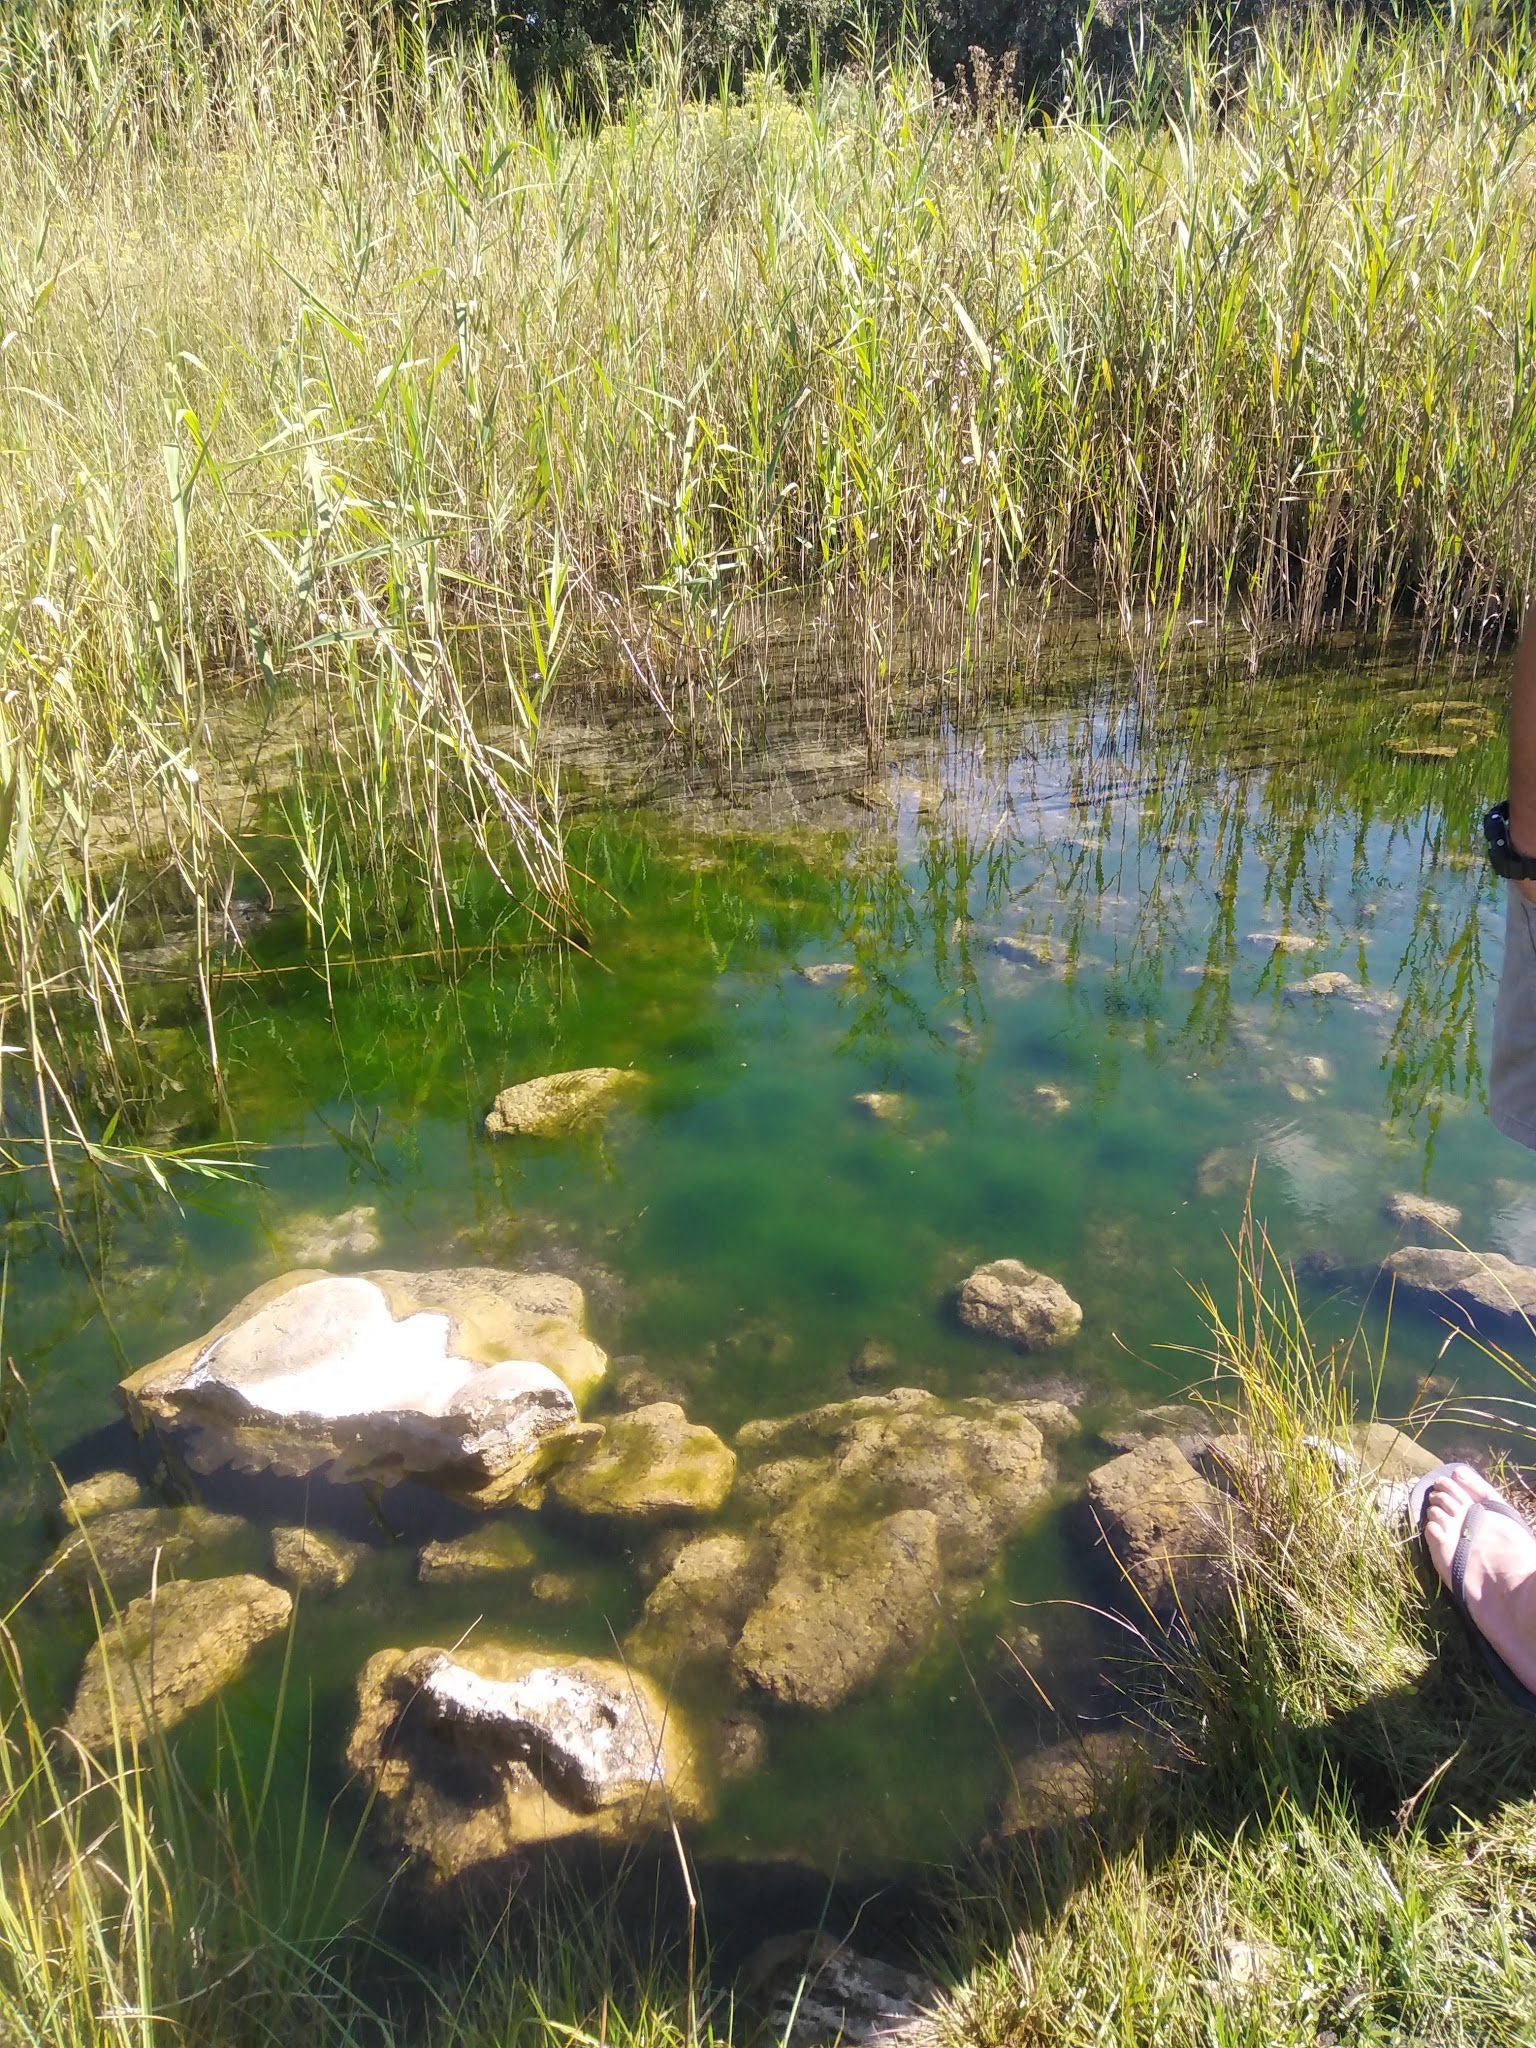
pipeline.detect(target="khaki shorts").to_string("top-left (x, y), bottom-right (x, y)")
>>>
top-left (1492, 885), bottom-right (1536, 1150)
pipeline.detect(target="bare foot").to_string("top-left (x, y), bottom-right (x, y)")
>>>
top-left (1420, 1465), bottom-right (1536, 1696)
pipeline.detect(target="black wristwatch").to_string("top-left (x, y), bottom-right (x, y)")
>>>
top-left (1485, 802), bottom-right (1536, 880)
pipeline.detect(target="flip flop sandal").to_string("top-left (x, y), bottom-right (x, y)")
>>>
top-left (1408, 1462), bottom-right (1536, 1715)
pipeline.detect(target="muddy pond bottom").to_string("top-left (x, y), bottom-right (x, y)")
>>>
top-left (1, 652), bottom-right (1523, 1881)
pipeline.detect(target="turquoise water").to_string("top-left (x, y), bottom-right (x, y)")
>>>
top-left (0, 649), bottom-right (1521, 1876)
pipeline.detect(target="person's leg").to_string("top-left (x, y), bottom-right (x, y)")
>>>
top-left (1491, 610), bottom-right (1536, 1149)
top-left (1420, 1465), bottom-right (1536, 1694)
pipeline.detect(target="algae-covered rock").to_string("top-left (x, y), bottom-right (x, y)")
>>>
top-left (67, 1574), bottom-right (292, 1749)
top-left (347, 1644), bottom-right (705, 1885)
top-left (734, 1507), bottom-right (943, 1710)
top-left (43, 1503), bottom-right (246, 1601)
top-left (119, 1267), bottom-right (606, 1506)
top-left (549, 1403), bottom-right (735, 1522)
top-left (418, 1524), bottom-right (537, 1584)
top-left (1085, 1438), bottom-right (1239, 1620)
top-left (622, 1390), bottom-right (1061, 1711)
top-left (954, 1260), bottom-right (1082, 1352)
top-left (798, 963), bottom-right (856, 988)
top-left (56, 1470), bottom-right (147, 1527)
top-left (1382, 1245), bottom-right (1536, 1328)
top-left (484, 1067), bottom-right (640, 1138)
top-left (627, 1531), bottom-right (775, 1672)
top-left (718, 1710), bottom-right (768, 1781)
top-left (1001, 1728), bottom-right (1170, 1835)
top-left (270, 1523), bottom-right (366, 1592)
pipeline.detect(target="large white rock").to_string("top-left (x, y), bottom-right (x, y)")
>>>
top-left (120, 1268), bottom-right (605, 1507)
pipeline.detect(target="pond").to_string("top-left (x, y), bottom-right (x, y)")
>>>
top-left (0, 639), bottom-right (1522, 1892)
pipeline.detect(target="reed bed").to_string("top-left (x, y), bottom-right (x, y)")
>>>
top-left (3, 0), bottom-right (1536, 1191)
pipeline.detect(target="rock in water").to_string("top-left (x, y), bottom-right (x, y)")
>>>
top-left (1243, 931), bottom-right (1320, 954)
top-left (852, 1090), bottom-right (909, 1123)
top-left (630, 1388), bottom-right (1065, 1710)
top-left (798, 963), bottom-right (857, 988)
top-left (1283, 970), bottom-right (1398, 1013)
top-left (417, 1525), bottom-right (536, 1584)
top-left (119, 1268), bottom-right (605, 1506)
top-left (954, 1260), bottom-right (1082, 1351)
top-left (734, 1507), bottom-right (944, 1710)
top-left (1000, 1728), bottom-right (1169, 1834)
top-left (43, 1502), bottom-right (246, 1601)
top-left (277, 1204), bottom-right (382, 1265)
top-left (745, 1934), bottom-right (943, 2048)
top-left (990, 934), bottom-right (1054, 968)
top-left (347, 1645), bottom-right (704, 1883)
top-left (68, 1575), bottom-right (292, 1749)
top-left (56, 1470), bottom-right (147, 1525)
top-left (1383, 1193), bottom-right (1464, 1235)
top-left (484, 1067), bottom-right (640, 1138)
top-left (1085, 1438), bottom-right (1240, 1620)
top-left (1382, 1246), bottom-right (1536, 1328)
top-left (626, 1532), bottom-right (773, 1671)
top-left (269, 1523), bottom-right (366, 1592)
top-left (549, 1403), bottom-right (735, 1521)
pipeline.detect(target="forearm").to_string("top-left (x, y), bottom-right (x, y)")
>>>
top-left (1511, 610), bottom-right (1536, 856)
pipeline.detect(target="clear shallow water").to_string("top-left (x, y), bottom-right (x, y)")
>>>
top-left (0, 649), bottom-right (1523, 1878)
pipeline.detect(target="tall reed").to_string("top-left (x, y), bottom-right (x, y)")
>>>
top-left (2, 0), bottom-right (1533, 1194)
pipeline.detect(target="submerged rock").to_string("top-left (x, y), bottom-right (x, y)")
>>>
top-left (627, 1531), bottom-right (773, 1672)
top-left (120, 1267), bottom-right (606, 1507)
top-left (1196, 1148), bottom-right (1251, 1200)
top-left (1085, 1437), bottom-right (1240, 1620)
top-left (1382, 1246), bottom-right (1536, 1328)
top-left (549, 1403), bottom-right (735, 1522)
top-left (990, 934), bottom-right (1054, 968)
top-left (277, 1204), bottom-right (382, 1265)
top-left (44, 1502), bottom-right (245, 1600)
top-left (270, 1523), bottom-right (366, 1593)
top-left (67, 1575), bottom-right (292, 1749)
top-left (1383, 1192), bottom-right (1463, 1235)
top-left (1243, 931), bottom-right (1320, 954)
top-left (484, 1067), bottom-right (641, 1139)
top-left (953, 1260), bottom-right (1082, 1352)
top-left (56, 1470), bottom-right (147, 1526)
top-left (1001, 1728), bottom-right (1170, 1835)
top-left (718, 1709), bottom-right (769, 1781)
top-left (744, 1934), bottom-right (943, 2048)
top-left (1033, 1084), bottom-right (1072, 1114)
top-left (735, 1507), bottom-right (943, 1710)
top-left (347, 1645), bottom-right (705, 1884)
top-left (1283, 970), bottom-right (1398, 1014)
top-left (848, 1338), bottom-right (899, 1384)
top-left (798, 962), bottom-right (857, 988)
top-left (418, 1525), bottom-right (536, 1584)
top-left (640, 1389), bottom-right (1067, 1711)
top-left (851, 1091), bottom-right (909, 1123)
